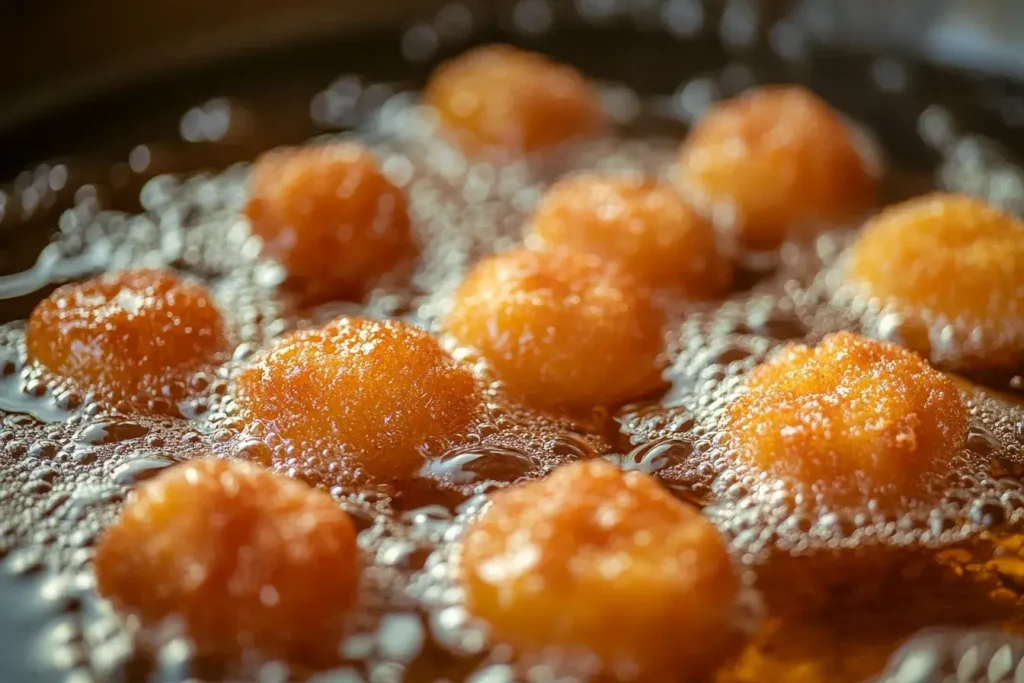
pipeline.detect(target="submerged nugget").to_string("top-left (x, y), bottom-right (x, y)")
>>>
top-left (236, 317), bottom-right (478, 482)
top-left (424, 44), bottom-right (605, 154)
top-left (678, 86), bottom-right (876, 250)
top-left (844, 193), bottom-right (1024, 369)
top-left (94, 459), bottom-right (359, 660)
top-left (723, 332), bottom-right (968, 511)
top-left (528, 174), bottom-right (732, 297)
top-left (26, 268), bottom-right (227, 412)
top-left (244, 143), bottom-right (414, 300)
top-left (445, 247), bottom-right (665, 410)
top-left (460, 460), bottom-right (740, 678)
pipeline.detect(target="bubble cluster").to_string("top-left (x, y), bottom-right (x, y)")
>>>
top-left (608, 271), bottom-right (1024, 606)
top-left (875, 628), bottom-right (1024, 683)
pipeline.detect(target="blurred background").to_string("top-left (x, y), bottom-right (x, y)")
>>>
top-left (3, 0), bottom-right (1024, 277)
top-left (2, 0), bottom-right (1024, 137)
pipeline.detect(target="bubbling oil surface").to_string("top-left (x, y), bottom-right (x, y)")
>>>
top-left (2, 6), bottom-right (1024, 683)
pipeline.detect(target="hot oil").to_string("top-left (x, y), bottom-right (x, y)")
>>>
top-left (1, 3), bottom-right (1024, 682)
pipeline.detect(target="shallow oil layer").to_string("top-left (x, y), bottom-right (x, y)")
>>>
top-left (2, 4), bottom-right (1024, 683)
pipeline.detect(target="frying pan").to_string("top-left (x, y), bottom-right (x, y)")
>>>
top-left (1, 1), bottom-right (1023, 681)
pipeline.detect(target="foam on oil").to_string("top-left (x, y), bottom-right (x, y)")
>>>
top-left (0, 3), bottom-right (1023, 681)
